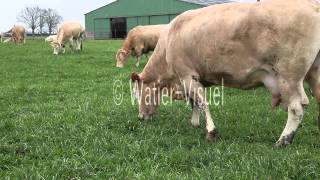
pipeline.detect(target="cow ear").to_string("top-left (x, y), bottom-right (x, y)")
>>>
top-left (131, 73), bottom-right (141, 82)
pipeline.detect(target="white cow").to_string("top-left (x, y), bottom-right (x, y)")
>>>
top-left (45, 35), bottom-right (57, 43)
top-left (51, 22), bottom-right (85, 55)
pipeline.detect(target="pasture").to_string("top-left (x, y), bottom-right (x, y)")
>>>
top-left (0, 40), bottom-right (319, 179)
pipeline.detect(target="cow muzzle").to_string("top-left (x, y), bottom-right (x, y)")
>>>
top-left (116, 62), bottom-right (124, 68)
top-left (138, 113), bottom-right (152, 120)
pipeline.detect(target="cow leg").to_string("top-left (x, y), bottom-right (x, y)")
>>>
top-left (306, 52), bottom-right (320, 129)
top-left (135, 46), bottom-right (144, 67)
top-left (75, 39), bottom-right (81, 52)
top-left (68, 39), bottom-right (74, 53)
top-left (189, 99), bottom-right (200, 127)
top-left (135, 56), bottom-right (141, 67)
top-left (73, 39), bottom-right (79, 53)
top-left (184, 76), bottom-right (218, 141)
top-left (275, 79), bottom-right (308, 147)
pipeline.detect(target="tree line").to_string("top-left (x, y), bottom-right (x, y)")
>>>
top-left (17, 6), bottom-right (63, 36)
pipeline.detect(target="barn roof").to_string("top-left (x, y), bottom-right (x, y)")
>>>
top-left (85, 0), bottom-right (234, 15)
top-left (177, 0), bottom-right (233, 6)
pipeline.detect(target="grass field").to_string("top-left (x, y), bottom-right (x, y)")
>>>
top-left (0, 40), bottom-right (320, 179)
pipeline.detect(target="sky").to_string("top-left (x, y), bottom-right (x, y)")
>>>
top-left (0, 0), bottom-right (254, 32)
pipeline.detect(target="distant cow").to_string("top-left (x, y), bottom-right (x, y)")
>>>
top-left (116, 25), bottom-right (166, 68)
top-left (51, 22), bottom-right (85, 55)
top-left (46, 35), bottom-right (69, 54)
top-left (45, 35), bottom-right (57, 43)
top-left (4, 25), bottom-right (26, 44)
top-left (0, 32), bottom-right (3, 42)
top-left (131, 0), bottom-right (320, 147)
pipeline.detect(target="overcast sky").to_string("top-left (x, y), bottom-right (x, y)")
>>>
top-left (0, 0), bottom-right (254, 32)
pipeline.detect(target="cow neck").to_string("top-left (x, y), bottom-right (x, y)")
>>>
top-left (140, 53), bottom-right (169, 84)
top-left (122, 39), bottom-right (132, 53)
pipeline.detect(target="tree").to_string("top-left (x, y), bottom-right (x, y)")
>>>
top-left (45, 9), bottom-right (63, 35)
top-left (18, 6), bottom-right (41, 38)
top-left (38, 9), bottom-right (47, 35)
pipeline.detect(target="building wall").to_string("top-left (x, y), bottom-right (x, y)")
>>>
top-left (85, 0), bottom-right (202, 39)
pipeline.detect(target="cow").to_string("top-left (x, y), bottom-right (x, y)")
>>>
top-left (131, 0), bottom-right (320, 147)
top-left (51, 22), bottom-right (85, 55)
top-left (45, 35), bottom-right (57, 43)
top-left (46, 35), bottom-right (69, 54)
top-left (116, 24), bottom-right (166, 68)
top-left (0, 32), bottom-right (3, 43)
top-left (4, 25), bottom-right (26, 44)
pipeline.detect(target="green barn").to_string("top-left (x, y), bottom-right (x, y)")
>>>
top-left (85, 0), bottom-right (232, 40)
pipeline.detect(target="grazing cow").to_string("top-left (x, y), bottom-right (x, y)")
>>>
top-left (131, 0), bottom-right (320, 146)
top-left (51, 22), bottom-right (85, 55)
top-left (116, 24), bottom-right (166, 68)
top-left (4, 25), bottom-right (26, 44)
top-left (3, 38), bottom-right (11, 43)
top-left (46, 35), bottom-right (68, 54)
top-left (45, 35), bottom-right (57, 43)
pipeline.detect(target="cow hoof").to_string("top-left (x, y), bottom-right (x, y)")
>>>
top-left (274, 132), bottom-right (295, 147)
top-left (191, 123), bottom-right (200, 128)
top-left (191, 119), bottom-right (200, 128)
top-left (275, 140), bottom-right (290, 148)
top-left (206, 129), bottom-right (218, 142)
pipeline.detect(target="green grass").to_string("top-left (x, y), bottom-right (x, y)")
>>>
top-left (0, 40), bottom-right (319, 179)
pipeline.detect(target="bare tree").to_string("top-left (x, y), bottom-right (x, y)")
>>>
top-left (18, 6), bottom-right (41, 38)
top-left (45, 9), bottom-right (63, 35)
top-left (38, 8), bottom-right (47, 35)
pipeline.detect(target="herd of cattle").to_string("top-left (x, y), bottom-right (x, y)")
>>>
top-left (1, 0), bottom-right (320, 146)
top-left (1, 22), bottom-right (85, 55)
top-left (125, 0), bottom-right (320, 147)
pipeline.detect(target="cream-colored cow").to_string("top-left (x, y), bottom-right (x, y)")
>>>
top-left (51, 22), bottom-right (85, 55)
top-left (4, 25), bottom-right (26, 44)
top-left (116, 25), bottom-right (166, 68)
top-left (45, 35), bottom-right (57, 43)
top-left (0, 32), bottom-right (3, 43)
top-left (132, 0), bottom-right (320, 146)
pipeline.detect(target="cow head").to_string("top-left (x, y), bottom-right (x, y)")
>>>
top-left (131, 73), bottom-right (162, 120)
top-left (51, 40), bottom-right (63, 55)
top-left (3, 37), bottom-right (12, 43)
top-left (116, 49), bottom-right (131, 68)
